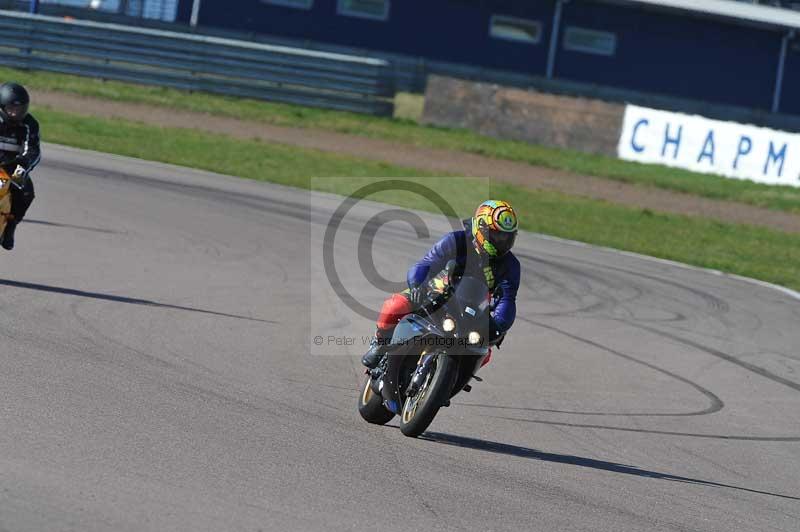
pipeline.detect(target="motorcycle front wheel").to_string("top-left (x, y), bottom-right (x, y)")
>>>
top-left (399, 354), bottom-right (455, 438)
top-left (357, 373), bottom-right (395, 425)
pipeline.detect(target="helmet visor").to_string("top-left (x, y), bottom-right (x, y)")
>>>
top-left (5, 102), bottom-right (27, 121)
top-left (489, 230), bottom-right (516, 256)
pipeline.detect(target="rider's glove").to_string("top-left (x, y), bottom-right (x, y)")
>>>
top-left (408, 285), bottom-right (426, 307)
top-left (11, 165), bottom-right (27, 187)
top-left (488, 317), bottom-right (506, 346)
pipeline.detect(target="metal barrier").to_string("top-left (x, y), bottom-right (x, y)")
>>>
top-left (0, 10), bottom-right (395, 115)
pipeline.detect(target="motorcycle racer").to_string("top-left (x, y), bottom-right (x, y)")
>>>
top-left (0, 82), bottom-right (40, 250)
top-left (362, 200), bottom-right (521, 368)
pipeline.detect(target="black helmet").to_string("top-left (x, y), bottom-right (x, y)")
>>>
top-left (0, 82), bottom-right (29, 123)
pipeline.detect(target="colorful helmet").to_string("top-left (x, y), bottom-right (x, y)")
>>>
top-left (471, 200), bottom-right (518, 258)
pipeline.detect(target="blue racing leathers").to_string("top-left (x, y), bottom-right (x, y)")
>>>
top-left (406, 220), bottom-right (520, 334)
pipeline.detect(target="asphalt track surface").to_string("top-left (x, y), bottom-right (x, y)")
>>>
top-left (1, 144), bottom-right (798, 531)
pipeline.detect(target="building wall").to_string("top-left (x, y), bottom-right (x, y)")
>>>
top-left (183, 0), bottom-right (555, 75)
top-left (177, 0), bottom-right (794, 115)
top-left (555, 1), bottom-right (782, 111)
top-left (779, 43), bottom-right (800, 115)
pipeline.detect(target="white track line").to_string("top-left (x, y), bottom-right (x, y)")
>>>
top-left (532, 233), bottom-right (800, 302)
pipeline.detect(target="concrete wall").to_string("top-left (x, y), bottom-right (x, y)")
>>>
top-left (422, 75), bottom-right (624, 156)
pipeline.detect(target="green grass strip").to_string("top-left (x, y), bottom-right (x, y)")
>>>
top-left (38, 107), bottom-right (800, 291)
top-left (10, 66), bottom-right (800, 214)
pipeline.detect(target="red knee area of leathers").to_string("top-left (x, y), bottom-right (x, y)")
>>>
top-left (376, 293), bottom-right (413, 332)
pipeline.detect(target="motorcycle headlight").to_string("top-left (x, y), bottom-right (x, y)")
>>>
top-left (468, 331), bottom-right (481, 345)
top-left (442, 317), bottom-right (456, 332)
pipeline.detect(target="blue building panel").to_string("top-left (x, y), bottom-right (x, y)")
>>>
top-left (556, 1), bottom-right (782, 110)
top-left (188, 0), bottom-right (553, 75)
top-left (175, 0), bottom-right (798, 116)
top-left (779, 45), bottom-right (800, 115)
top-left (175, 0), bottom-right (192, 23)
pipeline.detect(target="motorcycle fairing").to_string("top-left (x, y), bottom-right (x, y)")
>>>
top-left (382, 314), bottom-right (438, 411)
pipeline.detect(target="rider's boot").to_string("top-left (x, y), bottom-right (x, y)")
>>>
top-left (1, 219), bottom-right (17, 250)
top-left (361, 329), bottom-right (391, 369)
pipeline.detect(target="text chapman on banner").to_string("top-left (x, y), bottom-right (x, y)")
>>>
top-left (617, 105), bottom-right (800, 188)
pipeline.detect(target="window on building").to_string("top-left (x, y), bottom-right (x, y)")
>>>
top-left (489, 15), bottom-right (542, 44)
top-left (41, 0), bottom-right (180, 21)
top-left (337, 0), bottom-right (390, 21)
top-left (563, 27), bottom-right (617, 56)
top-left (262, 0), bottom-right (314, 9)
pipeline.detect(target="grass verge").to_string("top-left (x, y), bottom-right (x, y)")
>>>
top-left (39, 106), bottom-right (800, 291)
top-left (8, 66), bottom-right (800, 214)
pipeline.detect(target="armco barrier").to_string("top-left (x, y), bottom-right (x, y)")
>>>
top-left (0, 10), bottom-right (395, 115)
top-left (13, 6), bottom-right (800, 134)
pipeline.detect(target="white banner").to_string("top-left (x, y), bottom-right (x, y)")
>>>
top-left (617, 105), bottom-right (800, 188)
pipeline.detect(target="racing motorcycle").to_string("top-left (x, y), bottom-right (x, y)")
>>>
top-left (0, 166), bottom-right (20, 237)
top-left (358, 260), bottom-right (499, 438)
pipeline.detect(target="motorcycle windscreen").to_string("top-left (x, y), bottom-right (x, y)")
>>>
top-left (453, 276), bottom-right (490, 319)
top-left (451, 275), bottom-right (492, 346)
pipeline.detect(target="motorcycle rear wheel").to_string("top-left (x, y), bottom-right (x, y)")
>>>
top-left (358, 374), bottom-right (395, 425)
top-left (399, 354), bottom-right (455, 438)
